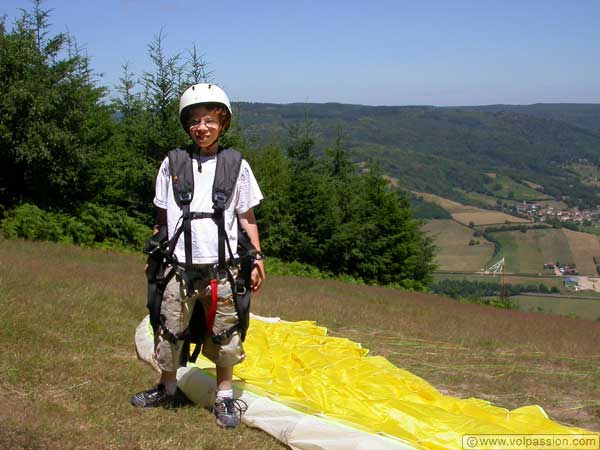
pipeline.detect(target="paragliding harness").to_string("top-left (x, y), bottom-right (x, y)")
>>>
top-left (143, 147), bottom-right (262, 366)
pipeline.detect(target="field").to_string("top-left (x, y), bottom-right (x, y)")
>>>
top-left (452, 211), bottom-right (530, 226)
top-left (490, 229), bottom-right (572, 274)
top-left (512, 295), bottom-right (600, 321)
top-left (423, 220), bottom-right (495, 271)
top-left (415, 192), bottom-right (530, 226)
top-left (457, 189), bottom-right (516, 209)
top-left (490, 228), bottom-right (600, 275)
top-left (486, 174), bottom-right (551, 201)
top-left (567, 163), bottom-right (600, 187)
top-left (0, 239), bottom-right (599, 450)
top-left (432, 272), bottom-right (565, 291)
top-left (538, 199), bottom-right (569, 209)
top-left (563, 229), bottom-right (600, 275)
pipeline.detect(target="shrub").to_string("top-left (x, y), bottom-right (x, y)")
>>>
top-left (1, 203), bottom-right (150, 250)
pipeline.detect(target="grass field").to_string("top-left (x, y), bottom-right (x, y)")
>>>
top-left (567, 163), bottom-right (600, 187)
top-left (563, 229), bottom-right (600, 275)
top-left (452, 211), bottom-right (530, 226)
top-left (490, 229), bottom-right (572, 274)
top-left (490, 228), bottom-right (600, 275)
top-left (522, 179), bottom-right (544, 190)
top-left (423, 220), bottom-right (495, 271)
top-left (457, 189), bottom-right (514, 208)
top-left (432, 272), bottom-right (566, 291)
top-left (431, 273), bottom-right (600, 319)
top-left (512, 295), bottom-right (600, 321)
top-left (415, 192), bottom-right (530, 226)
top-left (487, 174), bottom-right (551, 201)
top-left (0, 239), bottom-right (598, 449)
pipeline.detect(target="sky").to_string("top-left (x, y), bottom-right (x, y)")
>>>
top-left (3, 0), bottom-right (600, 106)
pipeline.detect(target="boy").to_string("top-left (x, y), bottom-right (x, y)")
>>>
top-left (131, 83), bottom-right (265, 428)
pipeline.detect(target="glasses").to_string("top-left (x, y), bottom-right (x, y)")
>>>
top-left (188, 118), bottom-right (220, 129)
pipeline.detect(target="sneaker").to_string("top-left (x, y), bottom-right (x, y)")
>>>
top-left (212, 397), bottom-right (248, 428)
top-left (130, 384), bottom-right (193, 408)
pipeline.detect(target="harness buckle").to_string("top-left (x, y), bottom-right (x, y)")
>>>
top-left (217, 268), bottom-right (229, 282)
top-left (213, 191), bottom-right (227, 209)
top-left (211, 327), bottom-right (235, 345)
top-left (235, 285), bottom-right (247, 296)
top-left (178, 192), bottom-right (193, 204)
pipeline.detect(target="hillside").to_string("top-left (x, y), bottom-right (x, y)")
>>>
top-left (456, 104), bottom-right (600, 133)
top-left (0, 239), bottom-right (598, 450)
top-left (236, 102), bottom-right (600, 207)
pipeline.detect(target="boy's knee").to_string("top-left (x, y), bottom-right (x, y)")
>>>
top-left (202, 331), bottom-right (246, 367)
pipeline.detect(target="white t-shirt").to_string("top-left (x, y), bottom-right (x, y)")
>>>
top-left (153, 153), bottom-right (263, 264)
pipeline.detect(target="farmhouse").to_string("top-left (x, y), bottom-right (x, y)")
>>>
top-left (564, 277), bottom-right (580, 290)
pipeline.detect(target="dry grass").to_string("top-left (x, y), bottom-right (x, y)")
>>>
top-left (423, 219), bottom-right (494, 271)
top-left (414, 192), bottom-right (475, 213)
top-left (1, 239), bottom-right (599, 450)
top-left (563, 229), bottom-right (600, 275)
top-left (523, 180), bottom-right (544, 190)
top-left (414, 191), bottom-right (530, 225)
top-left (0, 239), bottom-right (284, 450)
top-left (452, 211), bottom-right (530, 226)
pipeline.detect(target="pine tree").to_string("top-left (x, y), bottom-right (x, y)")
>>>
top-left (0, 2), bottom-right (112, 208)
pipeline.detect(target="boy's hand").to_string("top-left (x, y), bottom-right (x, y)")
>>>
top-left (144, 225), bottom-right (161, 274)
top-left (250, 259), bottom-right (265, 292)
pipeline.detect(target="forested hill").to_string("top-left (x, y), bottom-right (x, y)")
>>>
top-left (454, 104), bottom-right (600, 132)
top-left (236, 102), bottom-right (600, 207)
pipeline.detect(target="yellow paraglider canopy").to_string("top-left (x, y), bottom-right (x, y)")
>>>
top-left (225, 318), bottom-right (596, 448)
top-left (136, 315), bottom-right (598, 449)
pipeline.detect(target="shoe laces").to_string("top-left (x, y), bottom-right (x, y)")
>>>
top-left (217, 397), bottom-right (248, 418)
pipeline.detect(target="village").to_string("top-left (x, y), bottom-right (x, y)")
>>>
top-left (513, 201), bottom-right (600, 225)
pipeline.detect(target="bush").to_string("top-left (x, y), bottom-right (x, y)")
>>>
top-left (1, 203), bottom-right (150, 250)
top-left (265, 257), bottom-right (366, 285)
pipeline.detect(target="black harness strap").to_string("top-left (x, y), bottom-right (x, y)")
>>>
top-left (183, 204), bottom-right (193, 269)
top-left (212, 149), bottom-right (243, 271)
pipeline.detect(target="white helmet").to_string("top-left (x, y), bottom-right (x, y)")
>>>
top-left (179, 83), bottom-right (232, 131)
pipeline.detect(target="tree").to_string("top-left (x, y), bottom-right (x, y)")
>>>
top-left (0, 2), bottom-right (112, 208)
top-left (244, 145), bottom-right (297, 257)
top-left (284, 124), bottom-right (322, 262)
top-left (141, 28), bottom-right (188, 161)
top-left (356, 161), bottom-right (435, 286)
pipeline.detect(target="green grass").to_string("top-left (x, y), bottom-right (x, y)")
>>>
top-left (567, 163), bottom-right (600, 187)
top-left (1, 238), bottom-right (599, 447)
top-left (432, 272), bottom-right (565, 291)
top-left (488, 228), bottom-right (600, 275)
top-left (512, 295), bottom-right (600, 321)
top-left (457, 189), bottom-right (514, 208)
top-left (490, 229), bottom-right (573, 274)
top-left (486, 174), bottom-right (551, 201)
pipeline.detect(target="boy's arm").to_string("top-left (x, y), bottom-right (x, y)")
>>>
top-left (145, 207), bottom-right (167, 274)
top-left (238, 208), bottom-right (265, 292)
top-left (153, 207), bottom-right (167, 235)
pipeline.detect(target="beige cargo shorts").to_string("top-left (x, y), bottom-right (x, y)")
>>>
top-left (154, 268), bottom-right (245, 372)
